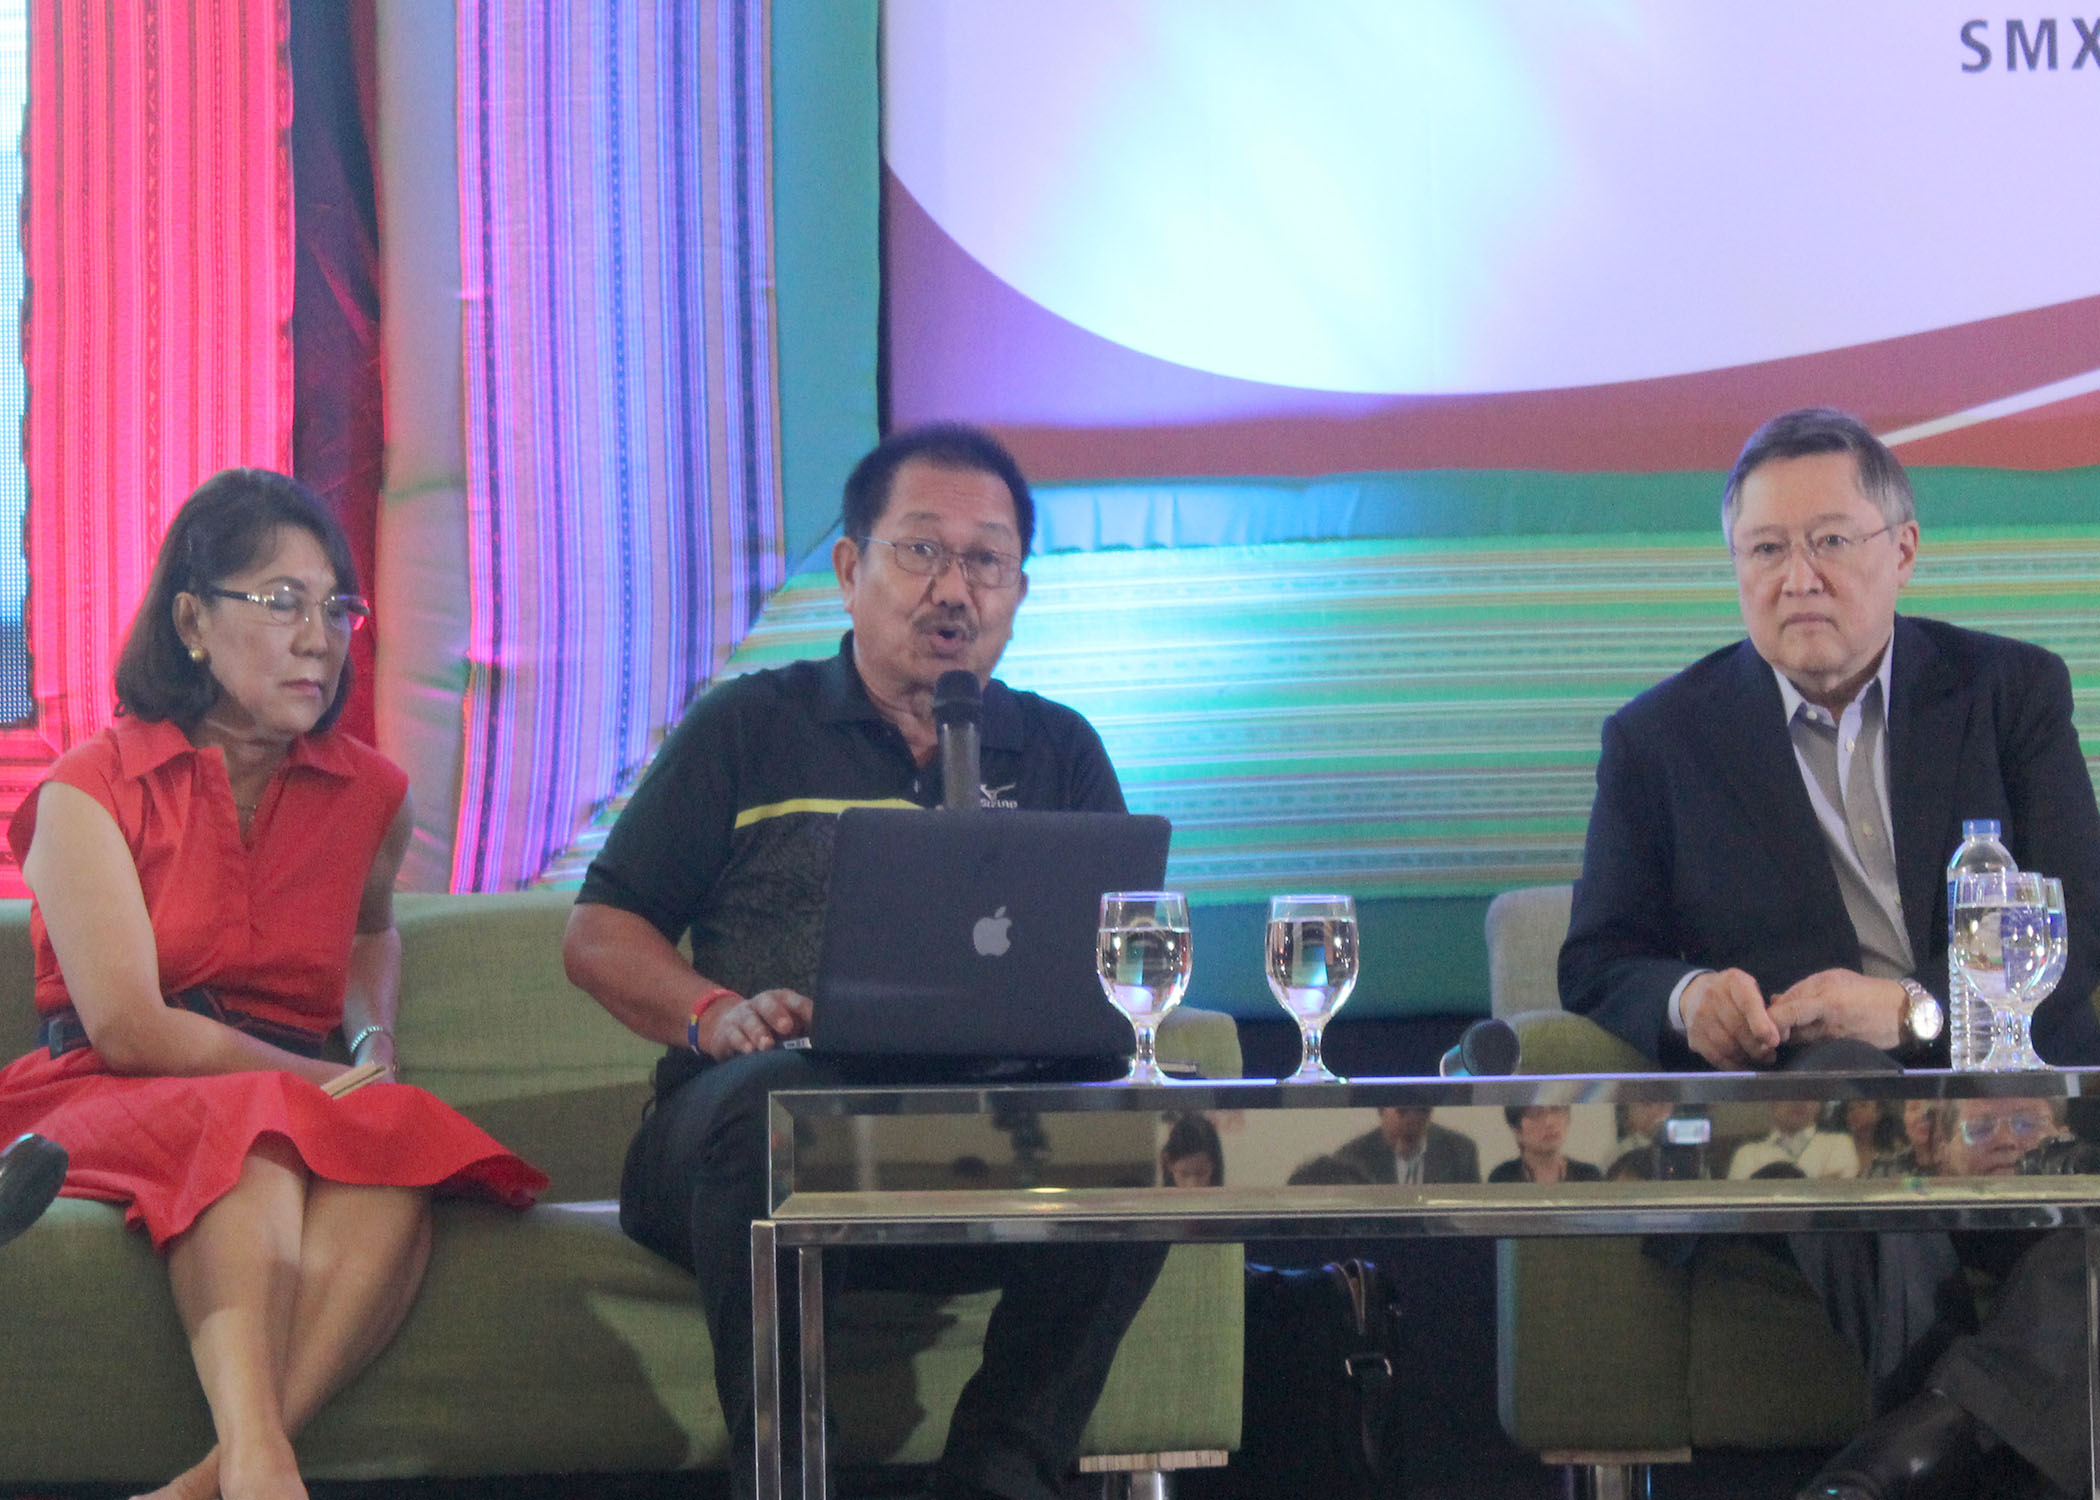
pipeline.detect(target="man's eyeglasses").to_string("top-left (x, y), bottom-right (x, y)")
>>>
top-left (1730, 524), bottom-right (1894, 577)
top-left (1956, 1112), bottom-right (2052, 1147)
top-left (205, 585), bottom-right (373, 635)
top-left (860, 536), bottom-right (1023, 590)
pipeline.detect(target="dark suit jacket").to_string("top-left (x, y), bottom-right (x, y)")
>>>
top-left (1330, 1121), bottom-right (1481, 1184)
top-left (1559, 616), bottom-right (2100, 1070)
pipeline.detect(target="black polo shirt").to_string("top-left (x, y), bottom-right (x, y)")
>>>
top-left (577, 632), bottom-right (1125, 1011)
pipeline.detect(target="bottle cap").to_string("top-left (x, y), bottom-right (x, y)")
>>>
top-left (1961, 819), bottom-right (2002, 838)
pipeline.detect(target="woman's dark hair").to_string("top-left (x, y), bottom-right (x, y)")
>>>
top-left (1504, 1104), bottom-right (1568, 1131)
top-left (115, 468), bottom-right (361, 732)
top-left (1160, 1112), bottom-right (1224, 1186)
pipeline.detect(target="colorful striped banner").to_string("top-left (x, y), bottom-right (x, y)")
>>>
top-left (547, 525), bottom-right (2100, 902)
top-left (6, 0), bottom-right (293, 891)
top-left (453, 0), bottom-right (785, 891)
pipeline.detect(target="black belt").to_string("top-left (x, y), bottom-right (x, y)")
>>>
top-left (41, 987), bottom-right (329, 1061)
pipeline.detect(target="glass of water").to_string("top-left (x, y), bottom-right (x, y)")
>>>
top-left (1953, 871), bottom-right (2051, 1071)
top-left (2035, 877), bottom-right (2069, 1001)
top-left (1266, 893), bottom-right (1360, 1083)
top-left (1097, 891), bottom-right (1192, 1084)
top-left (2000, 875), bottom-right (2068, 1069)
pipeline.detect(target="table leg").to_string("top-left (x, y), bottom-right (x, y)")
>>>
top-left (2086, 1226), bottom-right (2098, 1500)
top-left (801, 1246), bottom-right (829, 1500)
top-left (754, 1220), bottom-right (782, 1500)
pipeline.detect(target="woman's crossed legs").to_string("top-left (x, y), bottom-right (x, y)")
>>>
top-left (141, 1137), bottom-right (433, 1500)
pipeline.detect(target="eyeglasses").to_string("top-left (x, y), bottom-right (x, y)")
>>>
top-left (205, 585), bottom-right (372, 635)
top-left (1956, 1112), bottom-right (2051, 1147)
top-left (1730, 524), bottom-right (1894, 576)
top-left (860, 536), bottom-right (1024, 590)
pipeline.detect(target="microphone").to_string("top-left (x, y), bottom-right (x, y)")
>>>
top-left (934, 669), bottom-right (982, 814)
top-left (1439, 1018), bottom-right (1521, 1077)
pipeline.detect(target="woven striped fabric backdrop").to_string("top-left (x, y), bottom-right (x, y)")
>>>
top-left (454, 0), bottom-right (785, 892)
top-left (2, 0), bottom-right (293, 891)
top-left (546, 525), bottom-right (2100, 903)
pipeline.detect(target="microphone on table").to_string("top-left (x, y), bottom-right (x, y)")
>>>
top-left (1438, 1018), bottom-right (1521, 1077)
top-left (934, 669), bottom-right (983, 814)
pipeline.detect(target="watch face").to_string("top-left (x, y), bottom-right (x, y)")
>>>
top-left (1907, 987), bottom-right (1945, 1044)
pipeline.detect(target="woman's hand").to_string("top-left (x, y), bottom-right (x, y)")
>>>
top-left (338, 797), bottom-right (413, 1085)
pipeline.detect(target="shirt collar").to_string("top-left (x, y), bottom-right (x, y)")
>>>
top-left (1772, 634), bottom-right (1894, 730)
top-left (108, 713), bottom-right (361, 782)
top-left (817, 631), bottom-right (1023, 750)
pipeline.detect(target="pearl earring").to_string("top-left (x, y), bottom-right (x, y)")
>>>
top-left (188, 645), bottom-right (207, 664)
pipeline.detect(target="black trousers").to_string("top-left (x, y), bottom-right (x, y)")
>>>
top-left (618, 1049), bottom-right (1170, 1500)
top-left (1934, 1227), bottom-right (2090, 1495)
top-left (1773, 1043), bottom-right (2088, 1493)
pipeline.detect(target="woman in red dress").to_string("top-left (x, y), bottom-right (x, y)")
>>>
top-left (0, 470), bottom-right (545, 1500)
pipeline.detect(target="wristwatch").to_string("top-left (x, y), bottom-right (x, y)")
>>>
top-left (1897, 978), bottom-right (1945, 1053)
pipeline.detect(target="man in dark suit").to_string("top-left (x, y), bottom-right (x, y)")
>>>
top-left (1329, 1107), bottom-right (1482, 1185)
top-left (1560, 408), bottom-right (2100, 1500)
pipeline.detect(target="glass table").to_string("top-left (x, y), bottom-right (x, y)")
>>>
top-left (756, 1070), bottom-right (2100, 1500)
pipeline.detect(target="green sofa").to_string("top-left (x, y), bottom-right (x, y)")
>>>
top-left (0, 890), bottom-right (1242, 1486)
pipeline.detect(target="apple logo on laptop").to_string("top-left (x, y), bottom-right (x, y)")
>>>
top-left (973, 906), bottom-right (1013, 957)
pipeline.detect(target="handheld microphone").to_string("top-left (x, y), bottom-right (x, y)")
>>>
top-left (1438, 1018), bottom-right (1521, 1077)
top-left (933, 670), bottom-right (983, 814)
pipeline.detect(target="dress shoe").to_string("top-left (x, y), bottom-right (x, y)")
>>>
top-left (1796, 1390), bottom-right (1982, 1500)
top-left (0, 1132), bottom-right (67, 1250)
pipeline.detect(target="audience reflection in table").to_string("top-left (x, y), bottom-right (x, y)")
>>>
top-left (1941, 1096), bottom-right (2063, 1177)
top-left (1486, 1106), bottom-right (1602, 1185)
top-left (1160, 1113), bottom-right (1224, 1188)
top-left (1865, 1099), bottom-right (1942, 1177)
top-left (797, 1094), bottom-right (2100, 1199)
top-left (1163, 1095), bottom-right (2100, 1195)
top-left (1726, 1099), bottom-right (1860, 1180)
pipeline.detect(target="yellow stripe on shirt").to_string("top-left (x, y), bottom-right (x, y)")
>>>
top-left (732, 796), bottom-right (921, 830)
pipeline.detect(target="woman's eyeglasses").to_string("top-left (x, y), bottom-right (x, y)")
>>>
top-left (205, 585), bottom-right (372, 635)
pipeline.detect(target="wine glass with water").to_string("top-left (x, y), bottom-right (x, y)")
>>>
top-left (1952, 871), bottom-right (2051, 1071)
top-left (1096, 891), bottom-right (1192, 1084)
top-left (1266, 894), bottom-right (1359, 1083)
top-left (2034, 877), bottom-right (2069, 1003)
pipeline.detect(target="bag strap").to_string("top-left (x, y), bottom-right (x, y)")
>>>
top-left (1332, 1259), bottom-right (1403, 1479)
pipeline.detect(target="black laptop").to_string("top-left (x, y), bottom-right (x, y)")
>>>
top-left (809, 808), bottom-right (1172, 1061)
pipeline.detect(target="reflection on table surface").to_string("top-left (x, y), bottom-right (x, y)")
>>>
top-left (771, 1077), bottom-right (2100, 1197)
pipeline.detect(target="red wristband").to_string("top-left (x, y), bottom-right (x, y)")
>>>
top-left (687, 988), bottom-right (742, 1055)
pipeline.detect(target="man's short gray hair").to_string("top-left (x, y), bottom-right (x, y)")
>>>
top-left (1721, 407), bottom-right (1917, 535)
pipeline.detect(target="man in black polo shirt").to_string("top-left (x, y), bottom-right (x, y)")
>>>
top-left (564, 424), bottom-right (1166, 1500)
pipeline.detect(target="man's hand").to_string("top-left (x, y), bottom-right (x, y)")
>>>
top-left (1683, 968), bottom-right (1785, 1069)
top-left (1767, 970), bottom-right (1903, 1052)
top-left (699, 988), bottom-right (814, 1060)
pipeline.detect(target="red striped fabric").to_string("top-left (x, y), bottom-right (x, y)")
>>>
top-left (2, 0), bottom-right (293, 892)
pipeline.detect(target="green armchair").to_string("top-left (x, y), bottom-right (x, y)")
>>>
top-left (1486, 885), bottom-right (1868, 1493)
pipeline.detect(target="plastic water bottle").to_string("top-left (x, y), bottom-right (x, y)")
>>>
top-left (1947, 819), bottom-right (2015, 1070)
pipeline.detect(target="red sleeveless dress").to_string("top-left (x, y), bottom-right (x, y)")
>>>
top-left (0, 716), bottom-right (546, 1248)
